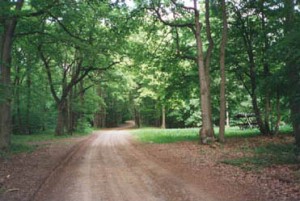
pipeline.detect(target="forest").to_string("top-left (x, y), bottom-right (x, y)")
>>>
top-left (0, 0), bottom-right (300, 150)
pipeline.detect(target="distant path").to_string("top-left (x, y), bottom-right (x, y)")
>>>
top-left (34, 125), bottom-right (216, 201)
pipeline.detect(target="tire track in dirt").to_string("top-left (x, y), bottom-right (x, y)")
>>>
top-left (31, 134), bottom-right (97, 201)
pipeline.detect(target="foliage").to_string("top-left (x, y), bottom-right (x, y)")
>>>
top-left (1, 0), bottom-right (300, 147)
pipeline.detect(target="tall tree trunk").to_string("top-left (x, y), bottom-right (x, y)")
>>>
top-left (274, 91), bottom-right (281, 135)
top-left (219, 0), bottom-right (228, 143)
top-left (161, 105), bottom-right (166, 129)
top-left (193, 0), bottom-right (214, 144)
top-left (14, 65), bottom-right (22, 134)
top-left (248, 63), bottom-right (268, 134)
top-left (236, 9), bottom-right (268, 135)
top-left (26, 66), bottom-right (32, 134)
top-left (260, 0), bottom-right (271, 134)
top-left (248, 36), bottom-right (267, 135)
top-left (0, 0), bottom-right (24, 149)
top-left (204, 0), bottom-right (214, 131)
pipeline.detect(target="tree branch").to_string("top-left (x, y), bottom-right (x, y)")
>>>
top-left (151, 5), bottom-right (194, 29)
top-left (48, 13), bottom-right (88, 42)
top-left (204, 0), bottom-right (214, 70)
top-left (38, 45), bottom-right (60, 103)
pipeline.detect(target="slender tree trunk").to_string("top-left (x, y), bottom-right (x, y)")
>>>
top-left (161, 105), bottom-right (166, 129)
top-left (219, 0), bottom-right (228, 143)
top-left (14, 65), bottom-right (22, 133)
top-left (0, 0), bottom-right (24, 149)
top-left (274, 91), bottom-right (281, 135)
top-left (193, 0), bottom-right (214, 144)
top-left (134, 106), bottom-right (141, 128)
top-left (26, 67), bottom-right (32, 134)
top-left (251, 85), bottom-right (267, 134)
top-left (248, 38), bottom-right (267, 135)
top-left (260, 0), bottom-right (271, 134)
top-left (236, 9), bottom-right (268, 135)
top-left (248, 39), bottom-right (267, 135)
top-left (226, 110), bottom-right (230, 128)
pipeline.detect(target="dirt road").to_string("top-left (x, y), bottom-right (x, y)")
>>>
top-left (34, 129), bottom-right (216, 201)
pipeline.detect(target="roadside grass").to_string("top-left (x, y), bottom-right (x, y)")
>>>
top-left (132, 128), bottom-right (199, 143)
top-left (132, 125), bottom-right (292, 144)
top-left (132, 125), bottom-right (297, 170)
top-left (0, 129), bottom-right (93, 158)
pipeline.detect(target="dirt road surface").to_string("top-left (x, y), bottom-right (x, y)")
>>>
top-left (33, 129), bottom-right (217, 201)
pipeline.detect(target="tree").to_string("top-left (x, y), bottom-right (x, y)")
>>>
top-left (193, 0), bottom-right (215, 143)
top-left (0, 0), bottom-right (24, 149)
top-left (218, 0), bottom-right (228, 143)
top-left (142, 0), bottom-right (215, 143)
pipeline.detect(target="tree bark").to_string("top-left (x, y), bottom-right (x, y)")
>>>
top-left (204, 0), bottom-right (214, 130)
top-left (260, 0), bottom-right (271, 134)
top-left (161, 105), bottom-right (166, 129)
top-left (0, 0), bottom-right (24, 149)
top-left (219, 0), bottom-right (228, 143)
top-left (193, 0), bottom-right (214, 144)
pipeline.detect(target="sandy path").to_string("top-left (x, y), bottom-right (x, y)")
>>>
top-left (34, 129), bottom-right (216, 201)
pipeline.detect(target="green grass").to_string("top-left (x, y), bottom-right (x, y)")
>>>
top-left (0, 129), bottom-right (93, 158)
top-left (133, 126), bottom-right (269, 144)
top-left (222, 143), bottom-right (300, 170)
top-left (133, 125), bottom-right (296, 170)
top-left (132, 125), bottom-right (293, 144)
top-left (132, 128), bottom-right (199, 143)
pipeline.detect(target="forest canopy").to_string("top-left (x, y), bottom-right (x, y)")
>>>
top-left (0, 0), bottom-right (300, 149)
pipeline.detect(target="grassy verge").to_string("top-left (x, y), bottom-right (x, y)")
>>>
top-left (0, 129), bottom-right (93, 158)
top-left (132, 126), bottom-right (292, 144)
top-left (132, 126), bottom-right (297, 170)
top-left (131, 128), bottom-right (199, 143)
